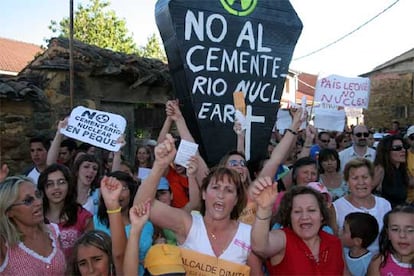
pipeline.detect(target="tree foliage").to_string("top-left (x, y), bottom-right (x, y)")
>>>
top-left (141, 33), bottom-right (167, 62)
top-left (49, 0), bottom-right (138, 54)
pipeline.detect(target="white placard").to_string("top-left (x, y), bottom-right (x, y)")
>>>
top-left (235, 110), bottom-right (247, 130)
top-left (174, 139), bottom-right (199, 168)
top-left (276, 109), bottom-right (292, 131)
top-left (137, 167), bottom-right (151, 180)
top-left (61, 106), bottom-right (126, 151)
top-left (313, 108), bottom-right (346, 132)
top-left (314, 74), bottom-right (370, 109)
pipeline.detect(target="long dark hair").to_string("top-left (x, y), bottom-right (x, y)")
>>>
top-left (73, 154), bottom-right (101, 195)
top-left (97, 171), bottom-right (138, 227)
top-left (38, 163), bottom-right (80, 227)
top-left (374, 135), bottom-right (408, 188)
top-left (378, 204), bottom-right (414, 268)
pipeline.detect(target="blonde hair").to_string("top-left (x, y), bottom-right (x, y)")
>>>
top-left (0, 176), bottom-right (46, 246)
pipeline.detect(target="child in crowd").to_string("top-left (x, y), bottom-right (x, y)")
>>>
top-left (341, 212), bottom-right (379, 276)
top-left (68, 230), bottom-right (116, 276)
top-left (367, 204), bottom-right (414, 275)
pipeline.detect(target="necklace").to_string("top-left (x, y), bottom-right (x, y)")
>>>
top-left (210, 232), bottom-right (217, 240)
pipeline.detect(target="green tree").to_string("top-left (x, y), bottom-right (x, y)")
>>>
top-left (141, 33), bottom-right (167, 62)
top-left (49, 0), bottom-right (139, 54)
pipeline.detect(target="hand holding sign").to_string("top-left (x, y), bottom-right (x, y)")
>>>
top-left (174, 139), bottom-right (199, 168)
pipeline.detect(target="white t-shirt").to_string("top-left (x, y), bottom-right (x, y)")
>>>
top-left (333, 196), bottom-right (391, 253)
top-left (26, 167), bottom-right (40, 186)
top-left (180, 212), bottom-right (251, 264)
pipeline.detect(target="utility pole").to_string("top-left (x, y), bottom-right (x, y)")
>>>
top-left (69, 0), bottom-right (74, 108)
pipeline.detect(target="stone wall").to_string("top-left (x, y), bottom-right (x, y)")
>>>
top-left (0, 98), bottom-right (53, 175)
top-left (364, 72), bottom-right (414, 129)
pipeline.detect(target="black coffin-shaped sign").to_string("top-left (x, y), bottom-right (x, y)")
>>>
top-left (156, 0), bottom-right (302, 166)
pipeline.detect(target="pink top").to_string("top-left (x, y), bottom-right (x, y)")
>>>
top-left (380, 253), bottom-right (414, 275)
top-left (0, 223), bottom-right (66, 275)
top-left (57, 207), bottom-right (92, 259)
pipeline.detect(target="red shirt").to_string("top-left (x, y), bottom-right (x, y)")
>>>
top-left (267, 228), bottom-right (344, 275)
top-left (166, 166), bottom-right (189, 208)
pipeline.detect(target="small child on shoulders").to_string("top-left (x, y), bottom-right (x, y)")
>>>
top-left (341, 212), bottom-right (379, 276)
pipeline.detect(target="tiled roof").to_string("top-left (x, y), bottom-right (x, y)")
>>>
top-left (297, 72), bottom-right (317, 97)
top-left (0, 37), bottom-right (43, 74)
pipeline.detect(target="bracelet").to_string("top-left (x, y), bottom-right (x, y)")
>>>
top-left (256, 213), bottom-right (272, 220)
top-left (106, 207), bottom-right (122, 214)
top-left (286, 128), bottom-right (298, 135)
top-left (304, 145), bottom-right (312, 148)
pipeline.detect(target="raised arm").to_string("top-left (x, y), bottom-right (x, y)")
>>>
top-left (100, 176), bottom-right (127, 276)
top-left (183, 155), bottom-right (201, 212)
top-left (134, 134), bottom-right (192, 243)
top-left (297, 125), bottom-right (316, 159)
top-left (259, 108), bottom-right (304, 178)
top-left (123, 200), bottom-right (151, 276)
top-left (234, 120), bottom-right (245, 154)
top-left (250, 176), bottom-right (285, 258)
top-left (47, 118), bottom-right (68, 165)
top-left (134, 134), bottom-right (176, 205)
top-left (167, 100), bottom-right (210, 179)
top-left (157, 105), bottom-right (174, 144)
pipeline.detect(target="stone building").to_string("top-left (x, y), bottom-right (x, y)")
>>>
top-left (362, 48), bottom-right (414, 130)
top-left (0, 37), bottom-right (172, 174)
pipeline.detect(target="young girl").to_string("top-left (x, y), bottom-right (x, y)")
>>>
top-left (94, 171), bottom-right (154, 276)
top-left (69, 230), bottom-right (116, 276)
top-left (38, 163), bottom-right (93, 259)
top-left (367, 204), bottom-right (414, 275)
top-left (73, 154), bottom-right (101, 214)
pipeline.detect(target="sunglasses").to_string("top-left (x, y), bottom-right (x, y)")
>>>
top-left (409, 135), bottom-right (414, 141)
top-left (7, 190), bottom-right (43, 211)
top-left (228, 159), bottom-right (247, 167)
top-left (354, 132), bottom-right (369, 138)
top-left (391, 145), bottom-right (407, 151)
top-left (320, 139), bottom-right (330, 143)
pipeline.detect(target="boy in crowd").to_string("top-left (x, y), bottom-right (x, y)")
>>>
top-left (341, 212), bottom-right (379, 276)
top-left (23, 135), bottom-right (50, 185)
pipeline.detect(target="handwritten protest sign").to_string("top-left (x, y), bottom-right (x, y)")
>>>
top-left (156, 0), bottom-right (302, 165)
top-left (314, 74), bottom-right (370, 109)
top-left (180, 247), bottom-right (250, 276)
top-left (61, 106), bottom-right (126, 151)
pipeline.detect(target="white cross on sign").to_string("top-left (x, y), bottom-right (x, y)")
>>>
top-left (245, 105), bottom-right (265, 161)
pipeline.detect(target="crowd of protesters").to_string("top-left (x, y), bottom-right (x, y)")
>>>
top-left (1, 101), bottom-right (413, 275)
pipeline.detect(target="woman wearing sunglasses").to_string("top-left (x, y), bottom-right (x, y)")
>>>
top-left (373, 135), bottom-right (409, 207)
top-left (0, 175), bottom-right (66, 274)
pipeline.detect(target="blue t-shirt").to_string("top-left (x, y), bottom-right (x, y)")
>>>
top-left (344, 248), bottom-right (373, 276)
top-left (93, 215), bottom-right (154, 276)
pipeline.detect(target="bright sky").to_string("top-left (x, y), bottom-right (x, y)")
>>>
top-left (1, 0), bottom-right (413, 77)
